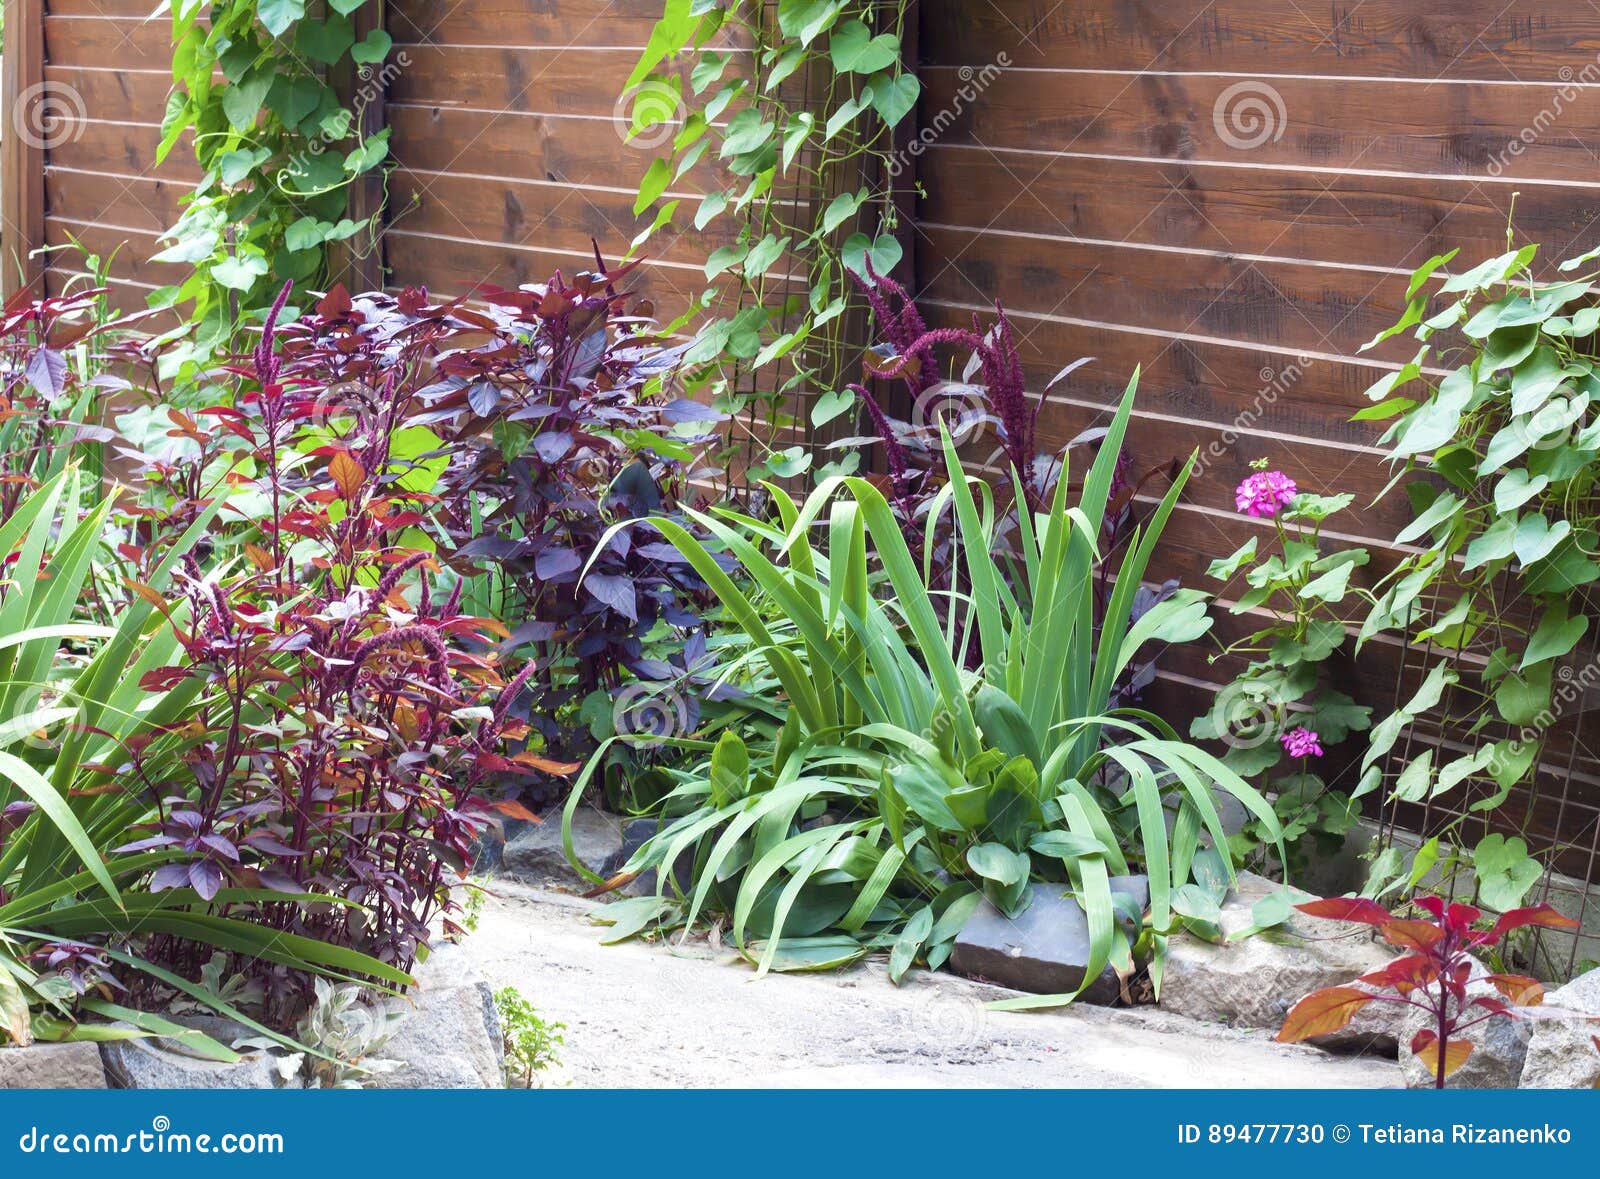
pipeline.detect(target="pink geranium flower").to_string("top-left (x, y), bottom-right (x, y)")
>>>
top-left (1280, 726), bottom-right (1323, 759)
top-left (1235, 470), bottom-right (1297, 518)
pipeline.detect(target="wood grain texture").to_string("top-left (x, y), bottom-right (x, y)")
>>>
top-left (916, 147), bottom-right (1600, 269)
top-left (919, 67), bottom-right (1600, 180)
top-left (914, 1), bottom-right (1600, 856)
top-left (921, 2), bottom-right (1600, 80)
top-left (3, 0), bottom-right (47, 297)
top-left (390, 0), bottom-right (752, 49)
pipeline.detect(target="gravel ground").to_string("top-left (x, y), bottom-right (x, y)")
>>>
top-left (465, 882), bottom-right (1403, 1089)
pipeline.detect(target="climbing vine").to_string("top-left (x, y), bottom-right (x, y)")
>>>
top-left (626, 0), bottom-right (917, 483)
top-left (154, 0), bottom-right (396, 367)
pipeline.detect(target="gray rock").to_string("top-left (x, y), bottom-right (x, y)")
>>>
top-left (503, 807), bottom-right (622, 886)
top-left (601, 818), bottom-right (697, 898)
top-left (949, 877), bottom-right (1149, 1005)
top-left (1520, 966), bottom-right (1600, 1089)
top-left (101, 1019), bottom-right (301, 1089)
top-left (1400, 976), bottom-right (1529, 1089)
top-left (0, 1043), bottom-right (107, 1089)
top-left (373, 943), bottom-right (504, 1089)
top-left (1160, 871), bottom-right (1401, 1054)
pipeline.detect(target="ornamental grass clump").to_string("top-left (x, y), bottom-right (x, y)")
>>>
top-left (569, 373), bottom-right (1280, 997)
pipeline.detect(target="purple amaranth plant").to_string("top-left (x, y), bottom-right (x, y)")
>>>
top-left (847, 267), bottom-right (1041, 507)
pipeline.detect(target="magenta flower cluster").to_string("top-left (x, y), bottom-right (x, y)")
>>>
top-left (1235, 470), bottom-right (1297, 518)
top-left (1281, 726), bottom-right (1324, 759)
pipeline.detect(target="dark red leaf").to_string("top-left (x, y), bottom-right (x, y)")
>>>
top-left (1295, 897), bottom-right (1393, 926)
top-left (1276, 987), bottom-right (1374, 1043)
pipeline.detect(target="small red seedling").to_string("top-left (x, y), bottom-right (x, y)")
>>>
top-left (1276, 895), bottom-right (1585, 1088)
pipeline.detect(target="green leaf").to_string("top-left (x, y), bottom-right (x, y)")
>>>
top-left (742, 234), bottom-right (790, 278)
top-left (1522, 604), bottom-right (1587, 669)
top-left (258, 0), bottom-right (307, 36)
top-left (351, 29), bottom-right (392, 65)
top-left (0, 751), bottom-right (120, 902)
top-left (840, 232), bottom-right (901, 277)
top-left (635, 158), bottom-right (672, 216)
top-left (295, 16), bottom-right (356, 65)
top-left (777, 0), bottom-right (845, 46)
top-left (829, 19), bottom-right (901, 73)
top-left (821, 190), bottom-right (865, 235)
top-left (1395, 491), bottom-right (1461, 546)
top-left (1391, 750), bottom-right (1434, 803)
top-left (626, 0), bottom-right (697, 90)
top-left (811, 388), bottom-right (854, 427)
top-left (966, 842), bottom-right (1028, 887)
top-left (1473, 834), bottom-right (1543, 912)
top-left (284, 216), bottom-right (329, 253)
top-left (1205, 538), bottom-right (1258, 581)
top-left (1494, 662), bottom-right (1552, 726)
top-left (694, 191), bottom-right (728, 230)
top-left (220, 72), bottom-right (272, 131)
top-left (1512, 514), bottom-right (1570, 568)
top-left (210, 253), bottom-right (269, 291)
top-left (888, 906), bottom-right (933, 984)
top-left (867, 73), bottom-right (919, 127)
top-left (1494, 469), bottom-right (1549, 515)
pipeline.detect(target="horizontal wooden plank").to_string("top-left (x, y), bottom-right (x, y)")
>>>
top-left (43, 65), bottom-right (172, 123)
top-left (915, 224), bottom-right (1416, 360)
top-left (921, 1), bottom-right (1600, 82)
top-left (391, 46), bottom-right (695, 117)
top-left (47, 0), bottom-right (167, 16)
top-left (387, 170), bottom-right (746, 270)
top-left (386, 104), bottom-right (726, 193)
top-left (385, 230), bottom-right (741, 320)
top-left (49, 122), bottom-right (200, 184)
top-left (43, 217), bottom-right (182, 290)
top-left (919, 68), bottom-right (1600, 180)
top-left (916, 296), bottom-right (1398, 441)
top-left (44, 16), bottom-right (170, 69)
top-left (46, 169), bottom-right (185, 235)
top-left (391, 0), bottom-right (752, 49)
top-left (915, 147), bottom-right (1600, 271)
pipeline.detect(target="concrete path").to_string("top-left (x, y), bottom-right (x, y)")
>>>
top-left (465, 882), bottom-right (1403, 1089)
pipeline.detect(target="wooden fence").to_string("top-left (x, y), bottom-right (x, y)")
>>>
top-left (7, 0), bottom-right (1600, 890)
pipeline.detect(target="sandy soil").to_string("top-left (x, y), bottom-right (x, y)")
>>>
top-left (464, 882), bottom-right (1403, 1089)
